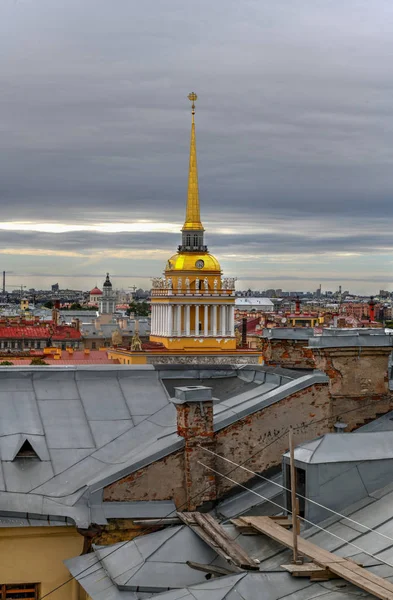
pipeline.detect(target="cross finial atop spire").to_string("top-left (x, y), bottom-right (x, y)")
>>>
top-left (188, 92), bottom-right (197, 122)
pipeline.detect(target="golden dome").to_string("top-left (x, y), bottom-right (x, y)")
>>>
top-left (165, 252), bottom-right (221, 273)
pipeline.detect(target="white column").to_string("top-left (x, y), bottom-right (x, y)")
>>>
top-left (159, 305), bottom-right (162, 335)
top-left (164, 305), bottom-right (168, 336)
top-left (229, 305), bottom-right (235, 336)
top-left (168, 305), bottom-right (173, 336)
top-left (195, 305), bottom-right (199, 336)
top-left (186, 305), bottom-right (191, 335)
top-left (204, 305), bottom-right (209, 336)
top-left (212, 305), bottom-right (217, 336)
top-left (220, 305), bottom-right (226, 336)
top-left (176, 305), bottom-right (182, 336)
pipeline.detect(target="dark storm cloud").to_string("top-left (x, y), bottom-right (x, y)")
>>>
top-left (1, 0), bottom-right (393, 289)
top-left (2, 226), bottom-right (393, 256)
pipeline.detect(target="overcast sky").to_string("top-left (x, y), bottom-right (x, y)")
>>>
top-left (1, 0), bottom-right (393, 294)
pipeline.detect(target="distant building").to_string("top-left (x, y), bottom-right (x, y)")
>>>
top-left (51, 283), bottom-right (59, 293)
top-left (89, 286), bottom-right (102, 304)
top-left (99, 274), bottom-right (117, 315)
top-left (235, 297), bottom-right (274, 313)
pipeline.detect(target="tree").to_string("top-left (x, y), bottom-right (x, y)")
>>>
top-left (126, 301), bottom-right (150, 317)
top-left (43, 301), bottom-right (53, 309)
top-left (70, 302), bottom-right (82, 310)
top-left (30, 358), bottom-right (48, 366)
top-left (0, 361), bottom-right (13, 366)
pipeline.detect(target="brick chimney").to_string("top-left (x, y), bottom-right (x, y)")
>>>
top-left (171, 386), bottom-right (217, 510)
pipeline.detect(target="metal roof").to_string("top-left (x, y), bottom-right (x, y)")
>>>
top-left (0, 365), bottom-right (326, 527)
top-left (236, 298), bottom-right (274, 306)
top-left (67, 483), bottom-right (393, 599)
top-left (284, 432), bottom-right (393, 464)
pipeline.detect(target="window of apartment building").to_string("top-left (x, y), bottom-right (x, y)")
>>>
top-left (92, 341), bottom-right (96, 349)
top-left (1, 583), bottom-right (39, 599)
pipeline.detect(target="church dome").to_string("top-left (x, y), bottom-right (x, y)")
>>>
top-left (90, 287), bottom-right (102, 295)
top-left (165, 252), bottom-right (221, 273)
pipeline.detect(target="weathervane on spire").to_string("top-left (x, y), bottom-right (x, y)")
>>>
top-left (188, 92), bottom-right (197, 120)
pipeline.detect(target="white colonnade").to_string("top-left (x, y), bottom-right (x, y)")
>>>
top-left (152, 303), bottom-right (235, 337)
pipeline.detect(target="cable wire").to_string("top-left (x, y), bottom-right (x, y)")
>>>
top-left (38, 393), bottom-right (393, 598)
top-left (198, 461), bottom-right (393, 571)
top-left (199, 445), bottom-right (393, 545)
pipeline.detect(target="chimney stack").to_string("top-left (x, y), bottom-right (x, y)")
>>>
top-left (171, 386), bottom-right (216, 510)
top-left (241, 317), bottom-right (247, 347)
top-left (369, 296), bottom-right (376, 322)
top-left (295, 295), bottom-right (301, 315)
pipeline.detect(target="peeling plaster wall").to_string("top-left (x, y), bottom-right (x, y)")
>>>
top-left (103, 451), bottom-right (186, 507)
top-left (313, 347), bottom-right (391, 397)
top-left (214, 383), bottom-right (330, 496)
top-left (261, 339), bottom-right (315, 369)
top-left (103, 383), bottom-right (332, 507)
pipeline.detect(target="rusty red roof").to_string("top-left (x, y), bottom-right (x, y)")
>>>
top-left (51, 326), bottom-right (81, 341)
top-left (90, 287), bottom-right (102, 295)
top-left (0, 324), bottom-right (81, 340)
top-left (0, 326), bottom-right (50, 339)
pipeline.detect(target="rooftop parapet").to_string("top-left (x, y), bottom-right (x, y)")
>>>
top-left (262, 327), bottom-right (314, 340)
top-left (309, 332), bottom-right (393, 348)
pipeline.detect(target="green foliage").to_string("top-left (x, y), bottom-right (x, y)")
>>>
top-left (0, 361), bottom-right (13, 366)
top-left (30, 357), bottom-right (48, 366)
top-left (126, 301), bottom-right (150, 317)
top-left (43, 301), bottom-right (53, 309)
top-left (70, 302), bottom-right (82, 310)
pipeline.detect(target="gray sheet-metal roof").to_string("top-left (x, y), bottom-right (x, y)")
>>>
top-left (309, 331), bottom-right (393, 348)
top-left (262, 328), bottom-right (314, 340)
top-left (0, 365), bottom-right (328, 527)
top-left (216, 472), bottom-right (284, 520)
top-left (284, 432), bottom-right (393, 464)
top-left (67, 482), bottom-right (393, 599)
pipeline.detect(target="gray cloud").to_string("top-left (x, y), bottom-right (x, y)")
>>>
top-left (1, 0), bottom-right (393, 291)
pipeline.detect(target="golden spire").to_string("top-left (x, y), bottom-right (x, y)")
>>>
top-left (183, 92), bottom-right (204, 231)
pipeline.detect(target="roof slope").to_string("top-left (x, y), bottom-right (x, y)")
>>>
top-left (0, 365), bottom-right (327, 527)
top-left (67, 483), bottom-right (393, 599)
top-left (286, 432), bottom-right (393, 464)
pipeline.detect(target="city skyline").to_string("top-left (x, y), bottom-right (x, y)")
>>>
top-left (2, 0), bottom-right (393, 293)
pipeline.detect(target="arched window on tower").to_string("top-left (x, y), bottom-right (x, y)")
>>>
top-left (193, 234), bottom-right (199, 246)
top-left (186, 234), bottom-right (191, 246)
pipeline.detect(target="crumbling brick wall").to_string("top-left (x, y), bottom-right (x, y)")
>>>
top-left (103, 382), bottom-right (331, 507)
top-left (261, 338), bottom-right (315, 369)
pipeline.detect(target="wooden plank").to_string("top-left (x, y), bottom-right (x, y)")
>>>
top-left (281, 562), bottom-right (328, 574)
top-left (282, 562), bottom-right (336, 581)
top-left (178, 512), bottom-right (258, 571)
top-left (239, 516), bottom-right (393, 600)
top-left (327, 562), bottom-right (393, 600)
top-left (230, 519), bottom-right (259, 535)
top-left (194, 514), bottom-right (259, 570)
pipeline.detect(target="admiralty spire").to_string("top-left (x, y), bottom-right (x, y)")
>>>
top-left (149, 93), bottom-right (237, 353)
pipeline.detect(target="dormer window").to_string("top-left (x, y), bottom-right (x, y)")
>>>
top-left (14, 439), bottom-right (40, 460)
